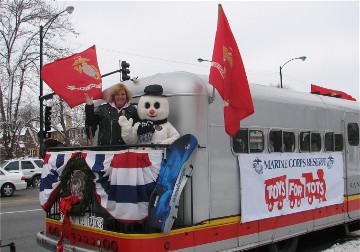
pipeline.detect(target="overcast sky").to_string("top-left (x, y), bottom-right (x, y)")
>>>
top-left (56, 0), bottom-right (359, 100)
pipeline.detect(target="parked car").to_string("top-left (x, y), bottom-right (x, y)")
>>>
top-left (0, 167), bottom-right (27, 197)
top-left (0, 158), bottom-right (44, 187)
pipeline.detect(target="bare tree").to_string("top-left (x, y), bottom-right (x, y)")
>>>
top-left (49, 96), bottom-right (86, 146)
top-left (0, 0), bottom-right (78, 159)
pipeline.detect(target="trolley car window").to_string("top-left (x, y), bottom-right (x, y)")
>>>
top-left (270, 130), bottom-right (295, 152)
top-left (284, 131), bottom-right (295, 152)
top-left (233, 130), bottom-right (248, 153)
top-left (311, 132), bottom-right (321, 152)
top-left (325, 132), bottom-right (334, 152)
top-left (348, 123), bottom-right (359, 146)
top-left (300, 131), bottom-right (310, 152)
top-left (269, 130), bottom-right (282, 152)
top-left (335, 134), bottom-right (343, 151)
top-left (249, 130), bottom-right (264, 153)
top-left (233, 129), bottom-right (264, 153)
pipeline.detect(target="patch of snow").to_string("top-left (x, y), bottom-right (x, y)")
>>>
top-left (322, 230), bottom-right (360, 252)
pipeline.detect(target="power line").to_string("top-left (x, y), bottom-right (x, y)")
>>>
top-left (70, 42), bottom-right (209, 68)
top-left (68, 42), bottom-right (296, 80)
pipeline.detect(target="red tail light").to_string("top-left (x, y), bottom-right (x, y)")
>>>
top-left (21, 176), bottom-right (26, 180)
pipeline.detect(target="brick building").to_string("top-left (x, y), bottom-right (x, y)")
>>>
top-left (0, 124), bottom-right (89, 160)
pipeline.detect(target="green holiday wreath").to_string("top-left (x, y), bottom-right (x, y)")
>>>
top-left (60, 155), bottom-right (95, 216)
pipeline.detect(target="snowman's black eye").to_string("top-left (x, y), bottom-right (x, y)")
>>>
top-left (145, 102), bottom-right (150, 109)
top-left (154, 102), bottom-right (160, 109)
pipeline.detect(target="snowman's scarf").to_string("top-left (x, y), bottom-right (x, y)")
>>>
top-left (137, 118), bottom-right (168, 143)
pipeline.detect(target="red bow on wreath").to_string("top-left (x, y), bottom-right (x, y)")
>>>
top-left (57, 195), bottom-right (79, 252)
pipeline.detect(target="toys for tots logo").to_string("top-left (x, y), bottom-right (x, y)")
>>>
top-left (252, 156), bottom-right (333, 212)
top-left (264, 169), bottom-right (327, 212)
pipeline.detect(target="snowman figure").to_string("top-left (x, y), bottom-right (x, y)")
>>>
top-left (119, 84), bottom-right (180, 145)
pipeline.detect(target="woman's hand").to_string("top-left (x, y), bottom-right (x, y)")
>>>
top-left (84, 93), bottom-right (93, 105)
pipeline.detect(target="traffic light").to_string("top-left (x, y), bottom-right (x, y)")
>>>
top-left (44, 106), bottom-right (52, 132)
top-left (121, 61), bottom-right (130, 81)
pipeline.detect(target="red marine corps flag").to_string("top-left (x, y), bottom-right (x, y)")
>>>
top-left (209, 4), bottom-right (254, 137)
top-left (41, 46), bottom-right (102, 108)
top-left (311, 84), bottom-right (356, 101)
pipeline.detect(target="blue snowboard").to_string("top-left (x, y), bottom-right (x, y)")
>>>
top-left (148, 134), bottom-right (198, 233)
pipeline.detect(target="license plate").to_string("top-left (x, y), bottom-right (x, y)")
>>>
top-left (60, 214), bottom-right (104, 229)
top-left (87, 216), bottom-right (104, 229)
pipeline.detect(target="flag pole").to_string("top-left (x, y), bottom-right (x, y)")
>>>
top-left (210, 4), bottom-right (222, 103)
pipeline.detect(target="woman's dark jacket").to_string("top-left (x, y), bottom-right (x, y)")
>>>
top-left (85, 103), bottom-right (138, 146)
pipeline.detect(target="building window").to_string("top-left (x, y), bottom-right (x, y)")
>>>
top-left (29, 149), bottom-right (35, 157)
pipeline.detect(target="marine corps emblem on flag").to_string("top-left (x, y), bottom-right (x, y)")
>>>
top-left (41, 46), bottom-right (103, 108)
top-left (211, 45), bottom-right (234, 80)
top-left (73, 56), bottom-right (101, 80)
top-left (223, 46), bottom-right (233, 67)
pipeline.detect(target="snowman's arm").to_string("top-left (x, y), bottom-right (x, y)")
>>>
top-left (158, 123), bottom-right (180, 145)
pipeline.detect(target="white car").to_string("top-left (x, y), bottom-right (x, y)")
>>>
top-left (1, 158), bottom-right (43, 187)
top-left (0, 167), bottom-right (27, 197)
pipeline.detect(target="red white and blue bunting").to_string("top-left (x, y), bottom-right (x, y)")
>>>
top-left (39, 150), bottom-right (163, 222)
